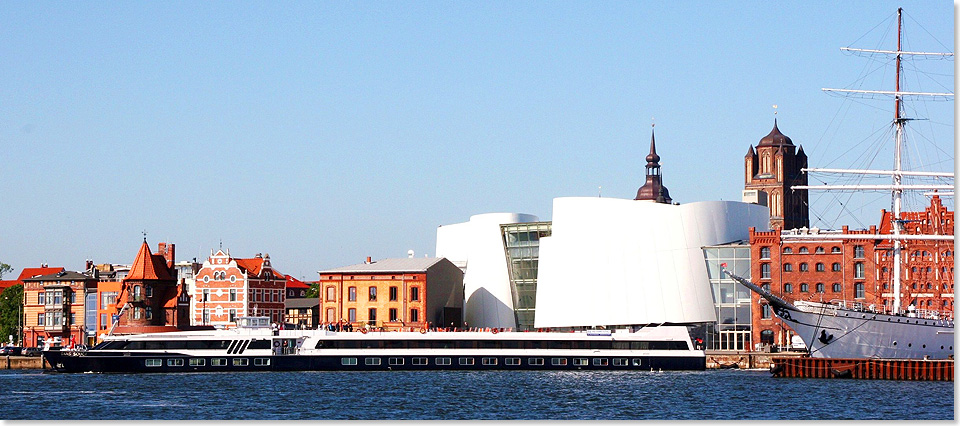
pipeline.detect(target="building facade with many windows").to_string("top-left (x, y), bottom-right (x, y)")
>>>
top-left (193, 250), bottom-right (286, 327)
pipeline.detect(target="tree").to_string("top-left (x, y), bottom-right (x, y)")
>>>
top-left (305, 283), bottom-right (320, 299)
top-left (0, 284), bottom-right (23, 346)
top-left (0, 262), bottom-right (11, 280)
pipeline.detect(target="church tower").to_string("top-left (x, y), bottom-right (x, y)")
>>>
top-left (635, 125), bottom-right (672, 203)
top-left (744, 119), bottom-right (809, 229)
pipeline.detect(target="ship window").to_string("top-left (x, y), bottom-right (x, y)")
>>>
top-left (254, 358), bottom-right (270, 366)
top-left (145, 359), bottom-right (162, 367)
top-left (613, 358), bottom-right (629, 366)
top-left (436, 357), bottom-right (451, 365)
top-left (341, 358), bottom-right (357, 366)
top-left (232, 358), bottom-right (249, 366)
top-left (211, 358), bottom-right (227, 366)
top-left (165, 358), bottom-right (184, 367)
top-left (551, 358), bottom-right (568, 366)
top-left (389, 357), bottom-right (404, 366)
top-left (412, 357), bottom-right (428, 365)
top-left (632, 359), bottom-right (642, 366)
top-left (459, 357), bottom-right (474, 366)
top-left (482, 357), bottom-right (498, 366)
top-left (528, 358), bottom-right (544, 366)
top-left (505, 358), bottom-right (521, 366)
top-left (592, 358), bottom-right (609, 366)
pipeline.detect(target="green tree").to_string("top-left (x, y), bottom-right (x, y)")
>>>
top-left (0, 284), bottom-right (23, 346)
top-left (0, 262), bottom-right (11, 279)
top-left (305, 283), bottom-right (320, 299)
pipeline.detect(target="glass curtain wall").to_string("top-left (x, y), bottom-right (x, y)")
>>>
top-left (703, 243), bottom-right (753, 351)
top-left (501, 222), bottom-right (552, 331)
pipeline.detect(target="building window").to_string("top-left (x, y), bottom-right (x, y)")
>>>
top-left (800, 283), bottom-right (809, 293)
top-left (389, 308), bottom-right (398, 322)
top-left (784, 283), bottom-right (793, 293)
top-left (145, 286), bottom-right (153, 298)
top-left (831, 247), bottom-right (841, 253)
top-left (815, 247), bottom-right (824, 254)
top-left (389, 286), bottom-right (398, 301)
top-left (410, 309), bottom-right (419, 323)
top-left (816, 283), bottom-right (824, 293)
top-left (410, 287), bottom-right (420, 302)
top-left (832, 263), bottom-right (841, 272)
top-left (326, 286), bottom-right (336, 302)
top-left (326, 308), bottom-right (336, 323)
top-left (854, 262), bottom-right (865, 279)
top-left (133, 285), bottom-right (142, 300)
top-left (760, 264), bottom-right (771, 279)
top-left (230, 289), bottom-right (237, 302)
top-left (854, 245), bottom-right (865, 258)
top-left (783, 263), bottom-right (793, 272)
top-left (229, 309), bottom-right (236, 323)
top-left (348, 287), bottom-right (357, 302)
top-left (37, 313), bottom-right (45, 326)
top-left (348, 308), bottom-right (356, 323)
top-left (783, 247), bottom-right (793, 254)
top-left (816, 263), bottom-right (825, 272)
top-left (203, 289), bottom-right (210, 302)
top-left (799, 263), bottom-right (809, 272)
top-left (38, 292), bottom-right (45, 305)
top-left (855, 283), bottom-right (865, 299)
top-left (799, 247), bottom-right (809, 254)
top-left (368, 308), bottom-right (377, 322)
top-left (202, 309), bottom-right (210, 324)
top-left (368, 287), bottom-right (377, 302)
top-left (761, 304), bottom-right (771, 319)
top-left (760, 247), bottom-right (771, 259)
top-left (133, 308), bottom-right (142, 320)
top-left (832, 283), bottom-right (841, 293)
top-left (145, 307), bottom-right (153, 320)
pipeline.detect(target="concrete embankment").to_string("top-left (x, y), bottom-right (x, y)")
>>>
top-left (2, 356), bottom-right (48, 370)
top-left (705, 350), bottom-right (807, 369)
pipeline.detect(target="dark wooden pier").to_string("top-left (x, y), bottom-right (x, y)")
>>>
top-left (771, 357), bottom-right (953, 381)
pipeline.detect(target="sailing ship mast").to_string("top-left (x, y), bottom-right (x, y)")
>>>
top-left (790, 8), bottom-right (954, 315)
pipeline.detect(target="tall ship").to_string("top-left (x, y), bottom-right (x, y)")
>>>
top-left (43, 317), bottom-right (705, 373)
top-left (728, 8), bottom-right (954, 360)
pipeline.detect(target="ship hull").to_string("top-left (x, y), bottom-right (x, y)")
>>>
top-left (775, 303), bottom-right (953, 359)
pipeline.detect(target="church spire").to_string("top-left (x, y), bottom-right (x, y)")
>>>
top-left (635, 123), bottom-right (672, 203)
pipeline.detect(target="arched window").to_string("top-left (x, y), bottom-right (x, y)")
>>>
top-left (816, 263), bottom-right (825, 272)
top-left (783, 247), bottom-right (793, 254)
top-left (799, 247), bottom-right (809, 254)
top-left (800, 283), bottom-right (809, 293)
top-left (815, 247), bottom-right (824, 254)
top-left (784, 283), bottom-right (793, 293)
top-left (816, 283), bottom-right (824, 293)
top-left (799, 263), bottom-right (809, 272)
top-left (832, 283), bottom-right (841, 293)
top-left (760, 247), bottom-right (771, 259)
top-left (831, 247), bottom-right (841, 253)
top-left (832, 263), bottom-right (841, 272)
top-left (783, 263), bottom-right (793, 272)
top-left (760, 329), bottom-right (774, 345)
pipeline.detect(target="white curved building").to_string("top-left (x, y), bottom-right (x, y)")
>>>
top-left (534, 197), bottom-right (769, 328)
top-left (436, 213), bottom-right (540, 329)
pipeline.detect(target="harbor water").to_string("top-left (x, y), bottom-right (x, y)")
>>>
top-left (1, 368), bottom-right (952, 420)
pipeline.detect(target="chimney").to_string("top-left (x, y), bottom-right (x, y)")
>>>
top-left (158, 243), bottom-right (176, 269)
top-left (365, 256), bottom-right (372, 264)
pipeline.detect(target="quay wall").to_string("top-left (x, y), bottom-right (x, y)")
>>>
top-left (3, 356), bottom-right (48, 370)
top-left (705, 350), bottom-right (807, 369)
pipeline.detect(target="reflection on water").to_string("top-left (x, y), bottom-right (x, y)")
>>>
top-left (0, 369), bottom-right (951, 420)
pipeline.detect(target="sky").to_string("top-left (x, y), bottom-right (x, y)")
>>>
top-left (1, 2), bottom-right (954, 280)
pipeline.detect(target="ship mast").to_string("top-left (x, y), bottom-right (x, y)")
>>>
top-left (793, 8), bottom-right (954, 315)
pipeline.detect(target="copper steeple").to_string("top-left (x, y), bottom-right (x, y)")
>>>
top-left (635, 125), bottom-right (672, 203)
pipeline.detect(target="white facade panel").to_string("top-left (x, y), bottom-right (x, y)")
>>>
top-left (534, 198), bottom-right (769, 328)
top-left (435, 213), bottom-right (539, 329)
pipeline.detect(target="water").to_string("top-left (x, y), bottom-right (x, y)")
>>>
top-left (0, 369), bottom-right (953, 420)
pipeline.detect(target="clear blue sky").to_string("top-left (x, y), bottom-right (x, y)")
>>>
top-left (1, 2), bottom-right (953, 279)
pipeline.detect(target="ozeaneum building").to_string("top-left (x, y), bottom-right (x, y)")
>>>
top-left (436, 126), bottom-right (770, 330)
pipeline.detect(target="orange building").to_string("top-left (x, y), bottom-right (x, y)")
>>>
top-left (110, 240), bottom-right (186, 334)
top-left (194, 250), bottom-right (286, 327)
top-left (22, 271), bottom-right (98, 348)
top-left (318, 257), bottom-right (463, 330)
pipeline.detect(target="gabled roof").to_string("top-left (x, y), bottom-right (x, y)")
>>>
top-left (17, 267), bottom-right (65, 281)
top-left (126, 240), bottom-right (173, 281)
top-left (235, 257), bottom-right (267, 276)
top-left (319, 258), bottom-right (448, 274)
top-left (285, 275), bottom-right (310, 289)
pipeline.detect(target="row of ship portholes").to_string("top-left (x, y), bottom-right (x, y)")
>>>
top-left (889, 342), bottom-right (952, 351)
top-left (843, 312), bottom-right (951, 327)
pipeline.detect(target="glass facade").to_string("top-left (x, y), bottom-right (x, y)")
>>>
top-left (501, 222), bottom-right (552, 331)
top-left (703, 243), bottom-right (753, 351)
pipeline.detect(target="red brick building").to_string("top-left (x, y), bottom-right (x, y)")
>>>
top-left (194, 250), bottom-right (286, 327)
top-left (111, 240), bottom-right (186, 334)
top-left (744, 120), bottom-right (809, 230)
top-left (748, 196), bottom-right (954, 349)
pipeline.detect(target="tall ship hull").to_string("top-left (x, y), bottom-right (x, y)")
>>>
top-left (43, 322), bottom-right (705, 373)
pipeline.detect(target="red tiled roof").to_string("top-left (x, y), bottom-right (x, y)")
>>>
top-left (126, 241), bottom-right (173, 281)
top-left (17, 267), bottom-right (65, 281)
top-left (0, 280), bottom-right (19, 292)
top-left (285, 275), bottom-right (310, 289)
top-left (235, 257), bottom-right (266, 276)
